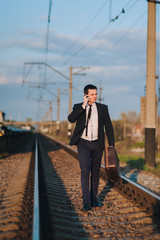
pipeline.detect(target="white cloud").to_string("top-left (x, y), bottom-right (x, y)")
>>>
top-left (0, 76), bottom-right (8, 84)
top-left (88, 65), bottom-right (145, 83)
top-left (38, 15), bottom-right (48, 21)
top-left (0, 27), bottom-right (147, 67)
top-left (0, 75), bottom-right (23, 85)
top-left (108, 86), bottom-right (130, 94)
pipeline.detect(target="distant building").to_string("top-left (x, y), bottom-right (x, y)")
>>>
top-left (131, 123), bottom-right (144, 140)
top-left (0, 111), bottom-right (5, 123)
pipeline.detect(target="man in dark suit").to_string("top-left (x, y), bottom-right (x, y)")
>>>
top-left (68, 84), bottom-right (115, 211)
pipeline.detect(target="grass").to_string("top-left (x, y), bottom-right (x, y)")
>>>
top-left (118, 154), bottom-right (160, 176)
top-left (118, 155), bottom-right (145, 169)
top-left (127, 141), bottom-right (145, 149)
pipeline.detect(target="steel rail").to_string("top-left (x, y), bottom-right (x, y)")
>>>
top-left (101, 164), bottom-right (160, 201)
top-left (121, 174), bottom-right (160, 201)
top-left (44, 134), bottom-right (160, 217)
top-left (32, 137), bottom-right (40, 240)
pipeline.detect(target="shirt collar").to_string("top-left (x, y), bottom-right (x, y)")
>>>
top-left (87, 102), bottom-right (96, 107)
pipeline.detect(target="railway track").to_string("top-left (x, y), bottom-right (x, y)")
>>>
top-left (38, 134), bottom-right (160, 239)
top-left (0, 133), bottom-right (35, 239)
top-left (0, 132), bottom-right (160, 239)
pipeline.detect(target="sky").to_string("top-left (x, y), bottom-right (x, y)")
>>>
top-left (0, 0), bottom-right (160, 122)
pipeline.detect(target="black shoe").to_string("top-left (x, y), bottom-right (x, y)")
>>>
top-left (81, 203), bottom-right (91, 211)
top-left (90, 200), bottom-right (103, 207)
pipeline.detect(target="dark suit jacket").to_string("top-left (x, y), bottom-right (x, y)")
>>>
top-left (68, 102), bottom-right (115, 150)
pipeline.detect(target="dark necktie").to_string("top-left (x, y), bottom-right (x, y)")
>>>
top-left (86, 105), bottom-right (92, 136)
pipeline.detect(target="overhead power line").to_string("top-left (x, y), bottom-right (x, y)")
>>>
top-left (53, 0), bottom-right (110, 66)
top-left (93, 9), bottom-right (147, 66)
top-left (60, 0), bottom-right (140, 67)
top-left (109, 8), bottom-right (125, 22)
top-left (48, 0), bottom-right (52, 23)
top-left (37, 0), bottom-right (53, 105)
top-left (43, 0), bottom-right (53, 86)
top-left (45, 0), bottom-right (53, 57)
top-left (109, 0), bottom-right (112, 21)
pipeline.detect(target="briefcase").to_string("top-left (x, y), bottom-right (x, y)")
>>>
top-left (104, 146), bottom-right (120, 182)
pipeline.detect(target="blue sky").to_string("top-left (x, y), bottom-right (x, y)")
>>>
top-left (0, 0), bottom-right (159, 122)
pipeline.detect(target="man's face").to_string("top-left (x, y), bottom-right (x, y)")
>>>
top-left (88, 89), bottom-right (97, 104)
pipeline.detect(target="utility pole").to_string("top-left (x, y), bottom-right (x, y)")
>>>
top-left (123, 114), bottom-right (127, 140)
top-left (9, 113), bottom-right (12, 123)
top-left (121, 113), bottom-right (127, 140)
top-left (145, 0), bottom-right (160, 167)
top-left (56, 88), bottom-right (69, 135)
top-left (56, 88), bottom-right (60, 135)
top-left (98, 81), bottom-right (104, 103)
top-left (49, 100), bottom-right (52, 134)
top-left (69, 66), bottom-right (73, 115)
top-left (57, 89), bottom-right (60, 123)
top-left (68, 66), bottom-right (73, 138)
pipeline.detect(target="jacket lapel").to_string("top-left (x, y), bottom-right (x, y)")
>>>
top-left (96, 102), bottom-right (101, 127)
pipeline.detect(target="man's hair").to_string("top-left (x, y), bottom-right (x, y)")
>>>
top-left (84, 84), bottom-right (97, 95)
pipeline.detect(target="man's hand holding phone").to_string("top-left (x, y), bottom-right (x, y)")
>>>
top-left (83, 94), bottom-right (89, 108)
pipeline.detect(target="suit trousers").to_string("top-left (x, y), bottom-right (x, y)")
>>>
top-left (77, 138), bottom-right (103, 204)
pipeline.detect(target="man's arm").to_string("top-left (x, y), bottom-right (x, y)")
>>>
top-left (68, 104), bottom-right (85, 123)
top-left (68, 95), bottom-right (88, 123)
top-left (104, 105), bottom-right (115, 147)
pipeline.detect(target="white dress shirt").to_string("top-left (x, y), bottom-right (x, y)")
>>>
top-left (81, 102), bottom-right (98, 141)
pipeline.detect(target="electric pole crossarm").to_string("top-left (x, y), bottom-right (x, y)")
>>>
top-left (73, 66), bottom-right (90, 75)
top-left (24, 62), bottom-right (70, 80)
top-left (147, 0), bottom-right (160, 4)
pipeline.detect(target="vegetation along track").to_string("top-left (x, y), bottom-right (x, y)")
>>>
top-left (38, 133), bottom-right (160, 240)
top-left (0, 133), bottom-right (35, 240)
